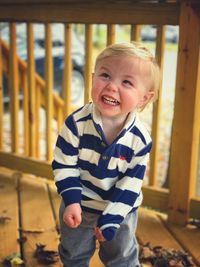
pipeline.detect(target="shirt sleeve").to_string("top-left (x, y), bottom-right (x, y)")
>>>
top-left (52, 115), bottom-right (82, 207)
top-left (97, 142), bottom-right (152, 241)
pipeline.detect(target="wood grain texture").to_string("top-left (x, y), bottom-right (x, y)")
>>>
top-left (19, 175), bottom-right (62, 266)
top-left (137, 207), bottom-right (182, 250)
top-left (0, 171), bottom-right (20, 265)
top-left (0, 3), bottom-right (179, 24)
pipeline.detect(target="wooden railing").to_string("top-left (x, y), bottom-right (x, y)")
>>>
top-left (0, 0), bottom-right (200, 226)
top-left (0, 37), bottom-right (65, 156)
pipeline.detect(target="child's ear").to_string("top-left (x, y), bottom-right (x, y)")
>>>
top-left (138, 91), bottom-right (155, 109)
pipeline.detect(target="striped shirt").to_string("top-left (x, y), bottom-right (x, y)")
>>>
top-left (52, 103), bottom-right (152, 241)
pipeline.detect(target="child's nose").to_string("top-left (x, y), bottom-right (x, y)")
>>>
top-left (106, 81), bottom-right (118, 92)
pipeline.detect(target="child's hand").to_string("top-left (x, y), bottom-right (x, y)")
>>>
top-left (95, 227), bottom-right (106, 242)
top-left (63, 203), bottom-right (82, 228)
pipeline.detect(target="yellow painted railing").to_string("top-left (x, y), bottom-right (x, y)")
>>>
top-left (0, 1), bottom-right (200, 225)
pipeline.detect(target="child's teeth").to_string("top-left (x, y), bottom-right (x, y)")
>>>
top-left (103, 96), bottom-right (119, 105)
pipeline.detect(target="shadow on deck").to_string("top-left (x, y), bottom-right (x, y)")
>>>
top-left (0, 167), bottom-right (200, 267)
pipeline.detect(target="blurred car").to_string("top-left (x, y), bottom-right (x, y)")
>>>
top-left (141, 25), bottom-right (179, 43)
top-left (1, 23), bottom-right (85, 105)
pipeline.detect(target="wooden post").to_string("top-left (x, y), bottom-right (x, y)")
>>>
top-left (168, 2), bottom-right (200, 224)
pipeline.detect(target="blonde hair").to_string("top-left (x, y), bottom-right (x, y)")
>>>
top-left (95, 42), bottom-right (160, 104)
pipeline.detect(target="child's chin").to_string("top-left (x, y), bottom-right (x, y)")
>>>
top-left (100, 110), bottom-right (119, 117)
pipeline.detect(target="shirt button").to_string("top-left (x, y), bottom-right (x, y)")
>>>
top-left (101, 142), bottom-right (106, 147)
top-left (102, 155), bottom-right (108, 160)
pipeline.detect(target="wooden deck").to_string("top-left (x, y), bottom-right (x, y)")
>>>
top-left (0, 167), bottom-right (200, 267)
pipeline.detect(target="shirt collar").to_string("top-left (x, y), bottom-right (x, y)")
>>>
top-left (91, 103), bottom-right (136, 134)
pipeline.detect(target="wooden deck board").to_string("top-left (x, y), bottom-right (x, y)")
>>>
top-left (48, 181), bottom-right (61, 227)
top-left (19, 175), bottom-right (62, 267)
top-left (137, 207), bottom-right (182, 250)
top-left (48, 182), bottom-right (104, 267)
top-left (167, 223), bottom-right (200, 265)
top-left (0, 171), bottom-right (20, 266)
top-left (0, 167), bottom-right (199, 267)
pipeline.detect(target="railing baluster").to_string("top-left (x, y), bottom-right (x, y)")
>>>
top-left (149, 25), bottom-right (165, 186)
top-left (35, 82), bottom-right (41, 158)
top-left (0, 39), bottom-right (3, 149)
top-left (84, 24), bottom-right (93, 104)
top-left (130, 25), bottom-right (141, 42)
top-left (27, 23), bottom-right (36, 157)
top-left (9, 22), bottom-right (19, 153)
top-left (21, 69), bottom-right (29, 156)
top-left (63, 23), bottom-right (72, 118)
top-left (45, 23), bottom-right (53, 161)
top-left (107, 24), bottom-right (116, 46)
top-left (57, 105), bottom-right (64, 133)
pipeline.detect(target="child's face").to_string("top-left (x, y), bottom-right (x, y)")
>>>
top-left (91, 55), bottom-right (154, 118)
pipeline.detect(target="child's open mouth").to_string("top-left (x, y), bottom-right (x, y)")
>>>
top-left (102, 96), bottom-right (120, 106)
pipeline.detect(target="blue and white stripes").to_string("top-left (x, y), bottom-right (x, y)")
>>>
top-left (52, 103), bottom-right (152, 241)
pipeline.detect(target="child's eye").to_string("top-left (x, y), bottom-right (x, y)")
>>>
top-left (100, 73), bottom-right (110, 79)
top-left (123, 80), bottom-right (133, 86)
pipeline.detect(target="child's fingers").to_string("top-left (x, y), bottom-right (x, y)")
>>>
top-left (63, 215), bottom-right (74, 227)
top-left (73, 214), bottom-right (82, 227)
top-left (95, 227), bottom-right (106, 242)
top-left (64, 214), bottom-right (81, 228)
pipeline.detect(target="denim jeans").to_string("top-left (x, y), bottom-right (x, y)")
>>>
top-left (59, 201), bottom-right (140, 267)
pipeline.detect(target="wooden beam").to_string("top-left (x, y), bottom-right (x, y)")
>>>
top-left (0, 151), bottom-right (53, 179)
top-left (0, 0), bottom-right (178, 2)
top-left (0, 3), bottom-right (179, 25)
top-left (168, 2), bottom-right (200, 224)
top-left (142, 185), bottom-right (169, 212)
top-left (190, 197), bottom-right (200, 220)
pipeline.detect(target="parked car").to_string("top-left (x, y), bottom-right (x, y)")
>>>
top-left (141, 25), bottom-right (179, 43)
top-left (0, 23), bottom-right (85, 106)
